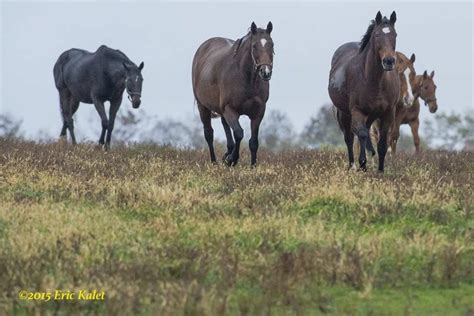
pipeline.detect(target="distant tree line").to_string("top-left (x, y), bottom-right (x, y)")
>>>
top-left (1, 105), bottom-right (473, 151)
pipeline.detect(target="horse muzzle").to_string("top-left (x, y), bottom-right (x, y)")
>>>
top-left (426, 100), bottom-right (438, 113)
top-left (128, 94), bottom-right (141, 109)
top-left (259, 65), bottom-right (273, 81)
top-left (382, 57), bottom-right (396, 71)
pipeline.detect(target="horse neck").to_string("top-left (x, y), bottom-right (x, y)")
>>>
top-left (362, 41), bottom-right (384, 84)
top-left (412, 75), bottom-right (423, 98)
top-left (234, 39), bottom-right (257, 83)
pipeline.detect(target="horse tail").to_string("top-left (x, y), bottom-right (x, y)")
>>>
top-left (53, 51), bottom-right (70, 122)
top-left (333, 105), bottom-right (344, 131)
top-left (58, 95), bottom-right (64, 122)
top-left (53, 52), bottom-right (67, 90)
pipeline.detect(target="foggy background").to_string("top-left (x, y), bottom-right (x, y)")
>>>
top-left (1, 0), bottom-right (472, 142)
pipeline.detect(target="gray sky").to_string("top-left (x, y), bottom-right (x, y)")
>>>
top-left (1, 0), bottom-right (472, 141)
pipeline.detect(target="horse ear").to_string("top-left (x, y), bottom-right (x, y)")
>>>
top-left (138, 62), bottom-right (144, 71)
top-left (266, 21), bottom-right (273, 34)
top-left (123, 62), bottom-right (130, 71)
top-left (423, 70), bottom-right (428, 79)
top-left (375, 11), bottom-right (382, 24)
top-left (390, 11), bottom-right (397, 25)
top-left (430, 70), bottom-right (435, 78)
top-left (251, 22), bottom-right (257, 35)
top-left (410, 53), bottom-right (416, 63)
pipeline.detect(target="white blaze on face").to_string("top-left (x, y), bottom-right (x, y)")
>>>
top-left (404, 68), bottom-right (414, 106)
top-left (136, 76), bottom-right (139, 82)
top-left (382, 27), bottom-right (390, 34)
top-left (260, 38), bottom-right (267, 47)
top-left (264, 65), bottom-right (271, 76)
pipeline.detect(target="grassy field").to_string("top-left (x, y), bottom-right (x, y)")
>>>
top-left (0, 139), bottom-right (473, 315)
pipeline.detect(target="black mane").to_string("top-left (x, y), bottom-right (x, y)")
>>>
top-left (359, 17), bottom-right (390, 52)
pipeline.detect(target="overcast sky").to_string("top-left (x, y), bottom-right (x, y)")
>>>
top-left (1, 0), bottom-right (472, 141)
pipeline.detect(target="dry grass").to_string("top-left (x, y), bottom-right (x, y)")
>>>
top-left (0, 139), bottom-right (473, 315)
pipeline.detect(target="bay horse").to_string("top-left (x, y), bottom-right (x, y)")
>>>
top-left (388, 70), bottom-right (438, 154)
top-left (329, 11), bottom-right (400, 172)
top-left (192, 22), bottom-right (274, 166)
top-left (53, 45), bottom-right (144, 148)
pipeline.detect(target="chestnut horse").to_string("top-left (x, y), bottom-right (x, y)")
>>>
top-left (192, 22), bottom-right (274, 166)
top-left (329, 11), bottom-right (400, 172)
top-left (389, 70), bottom-right (438, 154)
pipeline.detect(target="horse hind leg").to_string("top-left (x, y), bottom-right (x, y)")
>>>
top-left (58, 91), bottom-right (77, 144)
top-left (66, 98), bottom-right (78, 145)
top-left (197, 103), bottom-right (216, 163)
top-left (338, 110), bottom-right (355, 169)
top-left (366, 119), bottom-right (378, 156)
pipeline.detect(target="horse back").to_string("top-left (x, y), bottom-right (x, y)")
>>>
top-left (53, 48), bottom-right (89, 90)
top-left (328, 42), bottom-right (360, 109)
top-left (192, 37), bottom-right (235, 109)
top-left (331, 42), bottom-right (359, 68)
top-left (192, 37), bottom-right (234, 84)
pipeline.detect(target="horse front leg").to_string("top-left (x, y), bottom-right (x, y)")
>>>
top-left (249, 113), bottom-right (264, 167)
top-left (105, 99), bottom-right (122, 149)
top-left (222, 109), bottom-right (243, 167)
top-left (221, 117), bottom-right (235, 161)
top-left (93, 100), bottom-right (108, 147)
top-left (390, 119), bottom-right (401, 156)
top-left (351, 110), bottom-right (369, 171)
top-left (409, 118), bottom-right (421, 154)
top-left (377, 118), bottom-right (392, 173)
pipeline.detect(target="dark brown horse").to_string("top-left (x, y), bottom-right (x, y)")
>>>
top-left (192, 22), bottom-right (274, 166)
top-left (329, 11), bottom-right (400, 172)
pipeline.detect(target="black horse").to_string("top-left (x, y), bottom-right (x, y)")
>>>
top-left (53, 45), bottom-right (144, 147)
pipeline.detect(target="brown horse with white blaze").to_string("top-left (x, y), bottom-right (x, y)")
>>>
top-left (192, 22), bottom-right (274, 166)
top-left (329, 11), bottom-right (400, 172)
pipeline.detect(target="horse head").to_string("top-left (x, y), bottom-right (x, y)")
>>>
top-left (372, 11), bottom-right (398, 71)
top-left (124, 61), bottom-right (144, 108)
top-left (415, 71), bottom-right (438, 113)
top-left (249, 21), bottom-right (274, 81)
top-left (396, 52), bottom-right (416, 106)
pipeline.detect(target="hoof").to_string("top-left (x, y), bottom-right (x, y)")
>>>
top-left (224, 156), bottom-right (238, 167)
top-left (222, 153), bottom-right (230, 162)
